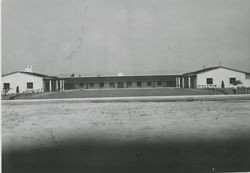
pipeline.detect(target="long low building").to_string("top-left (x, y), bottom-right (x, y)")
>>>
top-left (61, 75), bottom-right (179, 90)
top-left (2, 65), bottom-right (250, 94)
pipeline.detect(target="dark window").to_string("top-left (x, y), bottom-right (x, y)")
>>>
top-left (109, 82), bottom-right (115, 88)
top-left (90, 83), bottom-right (94, 88)
top-left (3, 83), bottom-right (10, 90)
top-left (206, 78), bottom-right (213, 85)
top-left (27, 82), bottom-right (33, 89)
top-left (166, 81), bottom-right (176, 87)
top-left (127, 82), bottom-right (132, 87)
top-left (157, 81), bottom-right (162, 86)
top-left (230, 77), bottom-right (236, 84)
top-left (100, 82), bottom-right (104, 88)
top-left (147, 81), bottom-right (152, 86)
top-left (137, 82), bottom-right (141, 87)
top-left (79, 83), bottom-right (84, 88)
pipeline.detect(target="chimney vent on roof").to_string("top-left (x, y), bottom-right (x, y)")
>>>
top-left (202, 65), bottom-right (206, 69)
top-left (117, 72), bottom-right (124, 76)
top-left (25, 65), bottom-right (32, 72)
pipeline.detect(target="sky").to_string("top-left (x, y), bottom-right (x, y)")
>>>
top-left (2, 0), bottom-right (250, 76)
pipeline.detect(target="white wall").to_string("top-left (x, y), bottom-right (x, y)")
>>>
top-left (197, 67), bottom-right (250, 88)
top-left (2, 72), bottom-right (44, 94)
top-left (244, 75), bottom-right (250, 87)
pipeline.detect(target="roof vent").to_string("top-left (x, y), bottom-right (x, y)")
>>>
top-left (25, 65), bottom-right (32, 72)
top-left (117, 72), bottom-right (124, 76)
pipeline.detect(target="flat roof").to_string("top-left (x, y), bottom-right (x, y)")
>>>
top-left (57, 74), bottom-right (180, 82)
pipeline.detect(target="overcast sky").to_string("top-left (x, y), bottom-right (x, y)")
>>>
top-left (2, 0), bottom-right (250, 76)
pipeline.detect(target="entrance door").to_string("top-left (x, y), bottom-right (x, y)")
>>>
top-left (118, 82), bottom-right (124, 88)
top-left (45, 81), bottom-right (50, 92)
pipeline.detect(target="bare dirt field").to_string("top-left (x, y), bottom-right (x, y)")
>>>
top-left (2, 98), bottom-right (250, 173)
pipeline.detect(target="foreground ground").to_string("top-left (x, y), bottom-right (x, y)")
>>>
top-left (2, 97), bottom-right (250, 173)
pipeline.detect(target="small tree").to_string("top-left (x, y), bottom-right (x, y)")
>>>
top-left (232, 80), bottom-right (242, 94)
top-left (3, 88), bottom-right (10, 96)
top-left (16, 86), bottom-right (19, 94)
top-left (221, 81), bottom-right (225, 89)
top-left (233, 80), bottom-right (242, 86)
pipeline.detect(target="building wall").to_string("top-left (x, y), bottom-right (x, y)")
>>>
top-left (196, 68), bottom-right (250, 88)
top-left (193, 77), bottom-right (197, 88)
top-left (2, 73), bottom-right (44, 94)
top-left (244, 74), bottom-right (250, 87)
top-left (63, 75), bottom-right (179, 90)
top-left (69, 80), bottom-right (177, 90)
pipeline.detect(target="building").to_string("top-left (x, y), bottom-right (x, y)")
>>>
top-left (178, 66), bottom-right (250, 89)
top-left (2, 66), bottom-right (63, 94)
top-left (60, 75), bottom-right (179, 90)
top-left (2, 65), bottom-right (250, 94)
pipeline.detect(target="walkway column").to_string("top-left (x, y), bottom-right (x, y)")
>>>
top-left (182, 77), bottom-right (185, 88)
top-left (178, 77), bottom-right (181, 88)
top-left (49, 80), bottom-right (52, 92)
top-left (188, 77), bottom-right (191, 88)
top-left (177, 77), bottom-right (180, 88)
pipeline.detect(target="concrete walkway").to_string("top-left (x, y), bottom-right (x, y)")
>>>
top-left (3, 94), bottom-right (250, 103)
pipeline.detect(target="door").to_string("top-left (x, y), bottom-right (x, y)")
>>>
top-left (118, 82), bottom-right (124, 88)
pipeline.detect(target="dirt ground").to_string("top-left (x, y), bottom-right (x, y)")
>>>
top-left (2, 98), bottom-right (250, 173)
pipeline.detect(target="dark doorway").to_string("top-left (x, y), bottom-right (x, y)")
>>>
top-left (137, 82), bottom-right (141, 88)
top-left (45, 81), bottom-right (50, 92)
top-left (118, 82), bottom-right (124, 88)
top-left (100, 82), bottom-right (104, 88)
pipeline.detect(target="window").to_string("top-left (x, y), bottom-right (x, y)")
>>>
top-left (27, 82), bottom-right (33, 89)
top-left (147, 81), bottom-right (152, 86)
top-left (230, 77), bottom-right (236, 84)
top-left (100, 82), bottom-right (104, 88)
top-left (109, 82), bottom-right (115, 88)
top-left (90, 83), bottom-right (94, 88)
top-left (127, 82), bottom-right (132, 87)
top-left (206, 78), bottom-right (213, 85)
top-left (79, 83), bottom-right (84, 88)
top-left (157, 81), bottom-right (162, 86)
top-left (3, 83), bottom-right (10, 90)
top-left (166, 81), bottom-right (176, 87)
top-left (137, 82), bottom-right (141, 88)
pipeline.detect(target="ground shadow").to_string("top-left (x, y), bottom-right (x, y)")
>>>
top-left (3, 137), bottom-right (250, 173)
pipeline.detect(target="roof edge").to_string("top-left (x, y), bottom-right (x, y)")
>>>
top-left (2, 71), bottom-right (57, 78)
top-left (183, 66), bottom-right (248, 76)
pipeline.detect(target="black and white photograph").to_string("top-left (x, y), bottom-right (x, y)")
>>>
top-left (1, 0), bottom-right (250, 172)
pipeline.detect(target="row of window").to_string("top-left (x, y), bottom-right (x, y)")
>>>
top-left (78, 81), bottom-right (166, 88)
top-left (75, 81), bottom-right (175, 88)
top-left (3, 82), bottom-right (33, 90)
top-left (206, 77), bottom-right (236, 84)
